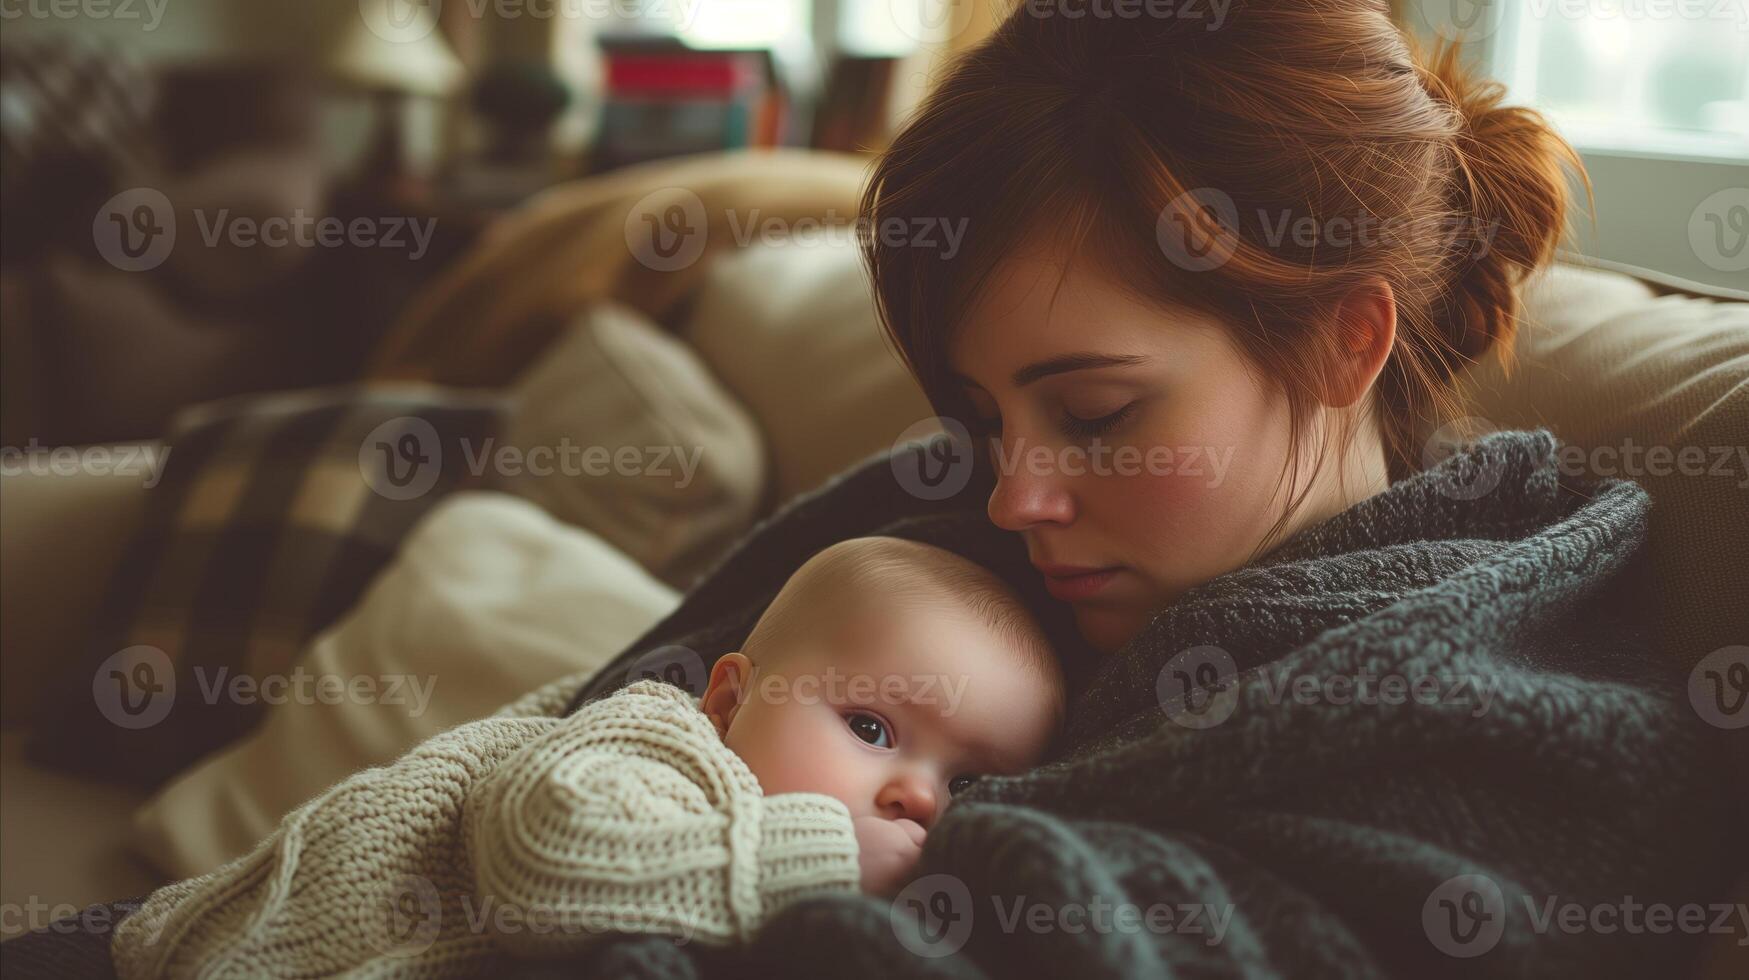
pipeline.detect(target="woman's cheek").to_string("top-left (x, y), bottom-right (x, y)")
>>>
top-left (1098, 449), bottom-right (1278, 603)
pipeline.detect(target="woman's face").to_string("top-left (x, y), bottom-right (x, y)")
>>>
top-left (948, 247), bottom-right (1317, 654)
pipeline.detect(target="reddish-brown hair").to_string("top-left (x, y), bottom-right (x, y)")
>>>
top-left (860, 0), bottom-right (1590, 544)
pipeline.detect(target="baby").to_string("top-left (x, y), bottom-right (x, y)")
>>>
top-left (111, 536), bottom-right (1062, 977)
top-left (467, 535), bottom-right (1064, 957)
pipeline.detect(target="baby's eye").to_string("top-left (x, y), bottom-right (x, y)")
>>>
top-left (948, 775), bottom-right (978, 796)
top-left (845, 712), bottom-right (892, 748)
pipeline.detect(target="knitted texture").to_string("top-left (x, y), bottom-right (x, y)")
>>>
top-left (108, 681), bottom-right (859, 978)
top-left (538, 427), bottom-right (1741, 979)
top-left (4, 428), bottom-right (1738, 979)
top-left (466, 681), bottom-right (860, 956)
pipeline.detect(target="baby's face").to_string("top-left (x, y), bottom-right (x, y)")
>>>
top-left (702, 595), bottom-right (1059, 828)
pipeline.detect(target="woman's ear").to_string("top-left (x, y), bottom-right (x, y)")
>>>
top-left (1318, 279), bottom-right (1397, 409)
top-left (700, 652), bottom-right (754, 736)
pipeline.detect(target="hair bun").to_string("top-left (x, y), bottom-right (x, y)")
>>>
top-left (1413, 39), bottom-right (1586, 368)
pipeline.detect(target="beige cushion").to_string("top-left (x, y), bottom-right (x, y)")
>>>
top-left (1451, 262), bottom-right (1749, 670)
top-left (128, 492), bottom-right (679, 880)
top-left (500, 304), bottom-right (765, 591)
top-left (0, 732), bottom-right (161, 939)
top-left (0, 447), bottom-right (153, 730)
top-left (682, 239), bottom-right (935, 507)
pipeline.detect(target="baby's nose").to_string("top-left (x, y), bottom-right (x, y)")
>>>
top-left (876, 774), bottom-right (938, 827)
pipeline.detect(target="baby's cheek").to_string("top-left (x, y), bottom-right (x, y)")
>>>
top-left (785, 750), bottom-right (869, 814)
top-left (731, 706), bottom-right (871, 815)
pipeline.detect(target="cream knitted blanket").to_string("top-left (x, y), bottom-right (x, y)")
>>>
top-left (109, 680), bottom-right (861, 978)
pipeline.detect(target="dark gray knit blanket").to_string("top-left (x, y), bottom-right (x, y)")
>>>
top-left (544, 427), bottom-right (1738, 979)
top-left (4, 429), bottom-right (1737, 979)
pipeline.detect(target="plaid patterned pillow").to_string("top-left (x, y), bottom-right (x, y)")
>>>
top-left (26, 385), bottom-right (505, 788)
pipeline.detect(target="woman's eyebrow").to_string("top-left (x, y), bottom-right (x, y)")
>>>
top-left (951, 353), bottom-right (1149, 390)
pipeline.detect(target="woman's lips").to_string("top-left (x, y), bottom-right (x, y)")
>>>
top-left (1035, 564), bottom-right (1123, 601)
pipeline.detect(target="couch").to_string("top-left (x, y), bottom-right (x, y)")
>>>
top-left (2, 151), bottom-right (1744, 974)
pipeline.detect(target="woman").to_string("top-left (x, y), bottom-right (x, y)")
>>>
top-left (562, 2), bottom-right (1734, 977)
top-left (13, 3), bottom-right (1732, 978)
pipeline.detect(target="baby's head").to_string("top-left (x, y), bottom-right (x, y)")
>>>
top-left (700, 536), bottom-right (1063, 827)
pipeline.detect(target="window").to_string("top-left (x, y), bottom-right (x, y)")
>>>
top-left (1408, 0), bottom-right (1748, 290)
top-left (677, 0), bottom-right (809, 49)
top-left (1489, 0), bottom-right (1749, 161)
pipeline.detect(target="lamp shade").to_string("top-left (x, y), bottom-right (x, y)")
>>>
top-left (8, 0), bottom-right (463, 96)
top-left (329, 1), bottom-right (465, 95)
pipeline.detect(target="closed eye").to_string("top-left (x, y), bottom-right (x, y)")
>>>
top-left (1059, 402), bottom-right (1136, 440)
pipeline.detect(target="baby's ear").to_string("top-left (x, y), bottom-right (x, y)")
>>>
top-left (700, 652), bottom-right (753, 736)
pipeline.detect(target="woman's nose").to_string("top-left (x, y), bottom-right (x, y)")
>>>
top-left (986, 444), bottom-right (1074, 531)
top-left (875, 773), bottom-right (938, 827)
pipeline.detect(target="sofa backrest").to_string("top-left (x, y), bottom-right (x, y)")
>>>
top-left (682, 238), bottom-right (1748, 672)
